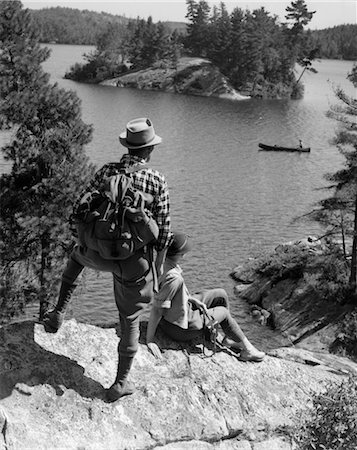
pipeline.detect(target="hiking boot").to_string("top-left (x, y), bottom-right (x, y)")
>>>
top-left (239, 346), bottom-right (265, 362)
top-left (42, 308), bottom-right (65, 333)
top-left (106, 381), bottom-right (135, 403)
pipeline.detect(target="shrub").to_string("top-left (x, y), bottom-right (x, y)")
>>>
top-left (250, 240), bottom-right (350, 304)
top-left (330, 311), bottom-right (357, 361)
top-left (293, 374), bottom-right (357, 449)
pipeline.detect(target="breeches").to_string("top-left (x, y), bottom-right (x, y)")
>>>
top-left (63, 245), bottom-right (155, 357)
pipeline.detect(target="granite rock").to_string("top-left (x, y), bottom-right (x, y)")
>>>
top-left (1, 319), bottom-right (355, 449)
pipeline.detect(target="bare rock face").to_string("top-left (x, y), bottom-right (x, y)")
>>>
top-left (101, 57), bottom-right (250, 101)
top-left (231, 237), bottom-right (357, 357)
top-left (1, 319), bottom-right (355, 449)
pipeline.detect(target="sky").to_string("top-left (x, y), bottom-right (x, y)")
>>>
top-left (22, 0), bottom-right (356, 30)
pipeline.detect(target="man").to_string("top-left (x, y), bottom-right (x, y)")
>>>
top-left (43, 117), bottom-right (171, 402)
top-left (146, 232), bottom-right (265, 362)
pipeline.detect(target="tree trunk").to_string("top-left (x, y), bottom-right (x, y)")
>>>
top-left (349, 194), bottom-right (357, 291)
top-left (340, 211), bottom-right (347, 260)
top-left (296, 65), bottom-right (307, 85)
top-left (38, 234), bottom-right (49, 319)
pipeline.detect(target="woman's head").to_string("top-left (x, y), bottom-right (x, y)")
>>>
top-left (167, 232), bottom-right (192, 258)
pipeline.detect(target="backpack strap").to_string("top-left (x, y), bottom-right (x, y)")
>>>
top-left (104, 163), bottom-right (148, 204)
top-left (119, 163), bottom-right (148, 175)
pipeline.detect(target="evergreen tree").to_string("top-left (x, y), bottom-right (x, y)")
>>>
top-left (185, 0), bottom-right (211, 57)
top-left (228, 7), bottom-right (248, 88)
top-left (208, 2), bottom-right (231, 71)
top-left (140, 16), bottom-right (158, 67)
top-left (284, 0), bottom-right (317, 91)
top-left (311, 66), bottom-right (357, 296)
top-left (327, 68), bottom-right (357, 290)
top-left (0, 1), bottom-right (94, 321)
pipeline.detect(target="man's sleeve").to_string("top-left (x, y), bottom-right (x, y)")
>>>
top-left (153, 273), bottom-right (182, 309)
top-left (154, 176), bottom-right (171, 251)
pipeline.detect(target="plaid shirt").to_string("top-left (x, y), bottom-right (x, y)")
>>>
top-left (73, 154), bottom-right (171, 251)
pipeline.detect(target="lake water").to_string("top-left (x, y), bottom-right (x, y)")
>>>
top-left (2, 45), bottom-right (355, 347)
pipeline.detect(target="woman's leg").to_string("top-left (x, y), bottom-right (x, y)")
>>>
top-left (194, 288), bottom-right (229, 309)
top-left (209, 306), bottom-right (265, 362)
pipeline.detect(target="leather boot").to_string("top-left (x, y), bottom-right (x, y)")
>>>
top-left (42, 280), bottom-right (77, 333)
top-left (106, 355), bottom-right (135, 402)
top-left (42, 257), bottom-right (83, 333)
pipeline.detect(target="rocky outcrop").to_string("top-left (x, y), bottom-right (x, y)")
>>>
top-left (230, 237), bottom-right (357, 358)
top-left (1, 319), bottom-right (356, 449)
top-left (101, 57), bottom-right (250, 101)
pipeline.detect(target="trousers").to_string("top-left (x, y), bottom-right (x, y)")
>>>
top-left (63, 245), bottom-right (155, 357)
top-left (160, 288), bottom-right (237, 342)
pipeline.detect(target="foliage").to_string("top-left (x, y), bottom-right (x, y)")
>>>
top-left (30, 7), bottom-right (187, 46)
top-left (65, 51), bottom-right (129, 83)
top-left (330, 311), bottom-right (357, 361)
top-left (30, 7), bottom-right (129, 45)
top-left (185, 0), bottom-right (211, 57)
top-left (183, 0), bottom-right (316, 98)
top-left (63, 0), bottom-right (316, 98)
top-left (125, 17), bottom-right (182, 70)
top-left (66, 16), bottom-right (183, 83)
top-left (0, 1), bottom-right (95, 321)
top-left (309, 65), bottom-right (357, 289)
top-left (310, 25), bottom-right (357, 61)
top-left (293, 374), bottom-right (357, 449)
top-left (249, 240), bottom-right (351, 304)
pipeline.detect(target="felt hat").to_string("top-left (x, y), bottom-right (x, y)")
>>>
top-left (119, 117), bottom-right (162, 149)
top-left (167, 232), bottom-right (192, 256)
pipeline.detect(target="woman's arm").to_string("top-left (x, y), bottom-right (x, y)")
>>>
top-left (155, 247), bottom-right (167, 278)
top-left (188, 296), bottom-right (208, 312)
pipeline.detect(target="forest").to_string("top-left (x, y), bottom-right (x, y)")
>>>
top-left (311, 25), bottom-right (357, 61)
top-left (59, 0), bottom-right (321, 100)
top-left (30, 6), bottom-right (186, 45)
top-left (30, 5), bottom-right (356, 61)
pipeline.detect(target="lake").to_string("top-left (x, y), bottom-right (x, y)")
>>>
top-left (1, 45), bottom-right (354, 346)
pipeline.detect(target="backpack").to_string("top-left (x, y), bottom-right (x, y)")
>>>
top-left (73, 164), bottom-right (159, 260)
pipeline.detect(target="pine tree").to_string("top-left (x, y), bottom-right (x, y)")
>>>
top-left (0, 1), bottom-right (94, 321)
top-left (310, 66), bottom-right (357, 297)
top-left (326, 67), bottom-right (357, 290)
top-left (228, 7), bottom-right (248, 88)
top-left (185, 0), bottom-right (211, 57)
top-left (208, 2), bottom-right (231, 71)
top-left (284, 0), bottom-right (317, 92)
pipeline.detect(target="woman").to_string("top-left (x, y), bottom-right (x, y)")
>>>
top-left (146, 232), bottom-right (265, 362)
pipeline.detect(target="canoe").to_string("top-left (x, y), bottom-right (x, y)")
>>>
top-left (258, 143), bottom-right (311, 152)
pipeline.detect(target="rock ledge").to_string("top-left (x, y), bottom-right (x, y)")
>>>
top-left (1, 319), bottom-right (356, 449)
top-left (101, 57), bottom-right (250, 101)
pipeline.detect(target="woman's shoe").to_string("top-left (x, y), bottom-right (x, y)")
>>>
top-left (239, 347), bottom-right (265, 362)
top-left (42, 309), bottom-right (65, 333)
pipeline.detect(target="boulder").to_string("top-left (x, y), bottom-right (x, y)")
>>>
top-left (1, 319), bottom-right (355, 449)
